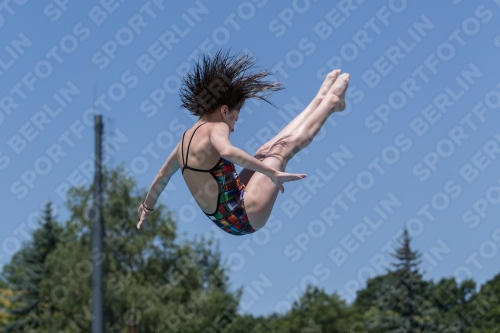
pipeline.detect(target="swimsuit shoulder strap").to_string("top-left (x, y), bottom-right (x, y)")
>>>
top-left (182, 122), bottom-right (206, 172)
top-left (181, 131), bottom-right (187, 172)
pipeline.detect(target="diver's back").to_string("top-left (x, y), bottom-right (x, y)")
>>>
top-left (178, 123), bottom-right (222, 215)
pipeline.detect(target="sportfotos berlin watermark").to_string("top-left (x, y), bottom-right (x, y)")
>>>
top-left (1, 1), bottom-right (203, 260)
top-left (261, 0), bottom-right (500, 316)
top-left (1, 0), bottom-right (499, 329)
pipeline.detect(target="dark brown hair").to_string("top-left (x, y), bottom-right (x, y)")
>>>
top-left (180, 50), bottom-right (284, 116)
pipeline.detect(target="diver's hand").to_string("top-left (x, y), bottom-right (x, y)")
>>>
top-left (137, 204), bottom-right (151, 229)
top-left (270, 171), bottom-right (307, 193)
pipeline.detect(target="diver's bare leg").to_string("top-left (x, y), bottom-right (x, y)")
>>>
top-left (243, 73), bottom-right (350, 230)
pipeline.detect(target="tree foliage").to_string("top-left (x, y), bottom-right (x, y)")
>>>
top-left (1, 166), bottom-right (242, 332)
top-left (1, 201), bottom-right (62, 332)
top-left (467, 273), bottom-right (500, 333)
top-left (271, 286), bottom-right (349, 333)
top-left (369, 228), bottom-right (439, 332)
top-left (0, 280), bottom-right (14, 328)
top-left (1, 168), bottom-right (499, 332)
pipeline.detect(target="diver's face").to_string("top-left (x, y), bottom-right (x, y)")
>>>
top-left (223, 108), bottom-right (240, 132)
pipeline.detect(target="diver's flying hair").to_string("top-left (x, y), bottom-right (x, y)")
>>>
top-left (180, 49), bottom-right (284, 116)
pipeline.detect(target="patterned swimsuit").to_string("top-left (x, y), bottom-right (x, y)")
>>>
top-left (181, 123), bottom-right (256, 236)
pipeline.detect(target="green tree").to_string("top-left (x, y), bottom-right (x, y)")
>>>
top-left (224, 314), bottom-right (275, 333)
top-left (349, 273), bottom-right (401, 332)
top-left (1, 165), bottom-right (244, 332)
top-left (354, 275), bottom-right (392, 312)
top-left (271, 285), bottom-right (350, 333)
top-left (1, 201), bottom-right (62, 332)
top-left (0, 280), bottom-right (14, 328)
top-left (427, 277), bottom-right (476, 332)
top-left (371, 228), bottom-right (439, 333)
top-left (467, 273), bottom-right (500, 333)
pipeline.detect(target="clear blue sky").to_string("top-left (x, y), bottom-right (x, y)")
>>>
top-left (1, 0), bottom-right (500, 317)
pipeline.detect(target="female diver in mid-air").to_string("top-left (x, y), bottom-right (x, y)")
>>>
top-left (137, 50), bottom-right (350, 236)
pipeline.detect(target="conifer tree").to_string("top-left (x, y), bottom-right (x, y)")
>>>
top-left (1, 202), bottom-right (62, 332)
top-left (372, 228), bottom-right (439, 333)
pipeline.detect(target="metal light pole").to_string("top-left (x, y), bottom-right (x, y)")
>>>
top-left (91, 114), bottom-right (104, 333)
top-left (91, 62), bottom-right (105, 332)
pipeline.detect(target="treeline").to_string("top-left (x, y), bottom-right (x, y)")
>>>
top-left (0, 166), bottom-right (499, 333)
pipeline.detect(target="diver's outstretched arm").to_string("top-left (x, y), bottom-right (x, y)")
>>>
top-left (137, 143), bottom-right (180, 229)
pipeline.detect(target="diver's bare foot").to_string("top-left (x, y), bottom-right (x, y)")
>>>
top-left (316, 69), bottom-right (341, 99)
top-left (327, 73), bottom-right (349, 112)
